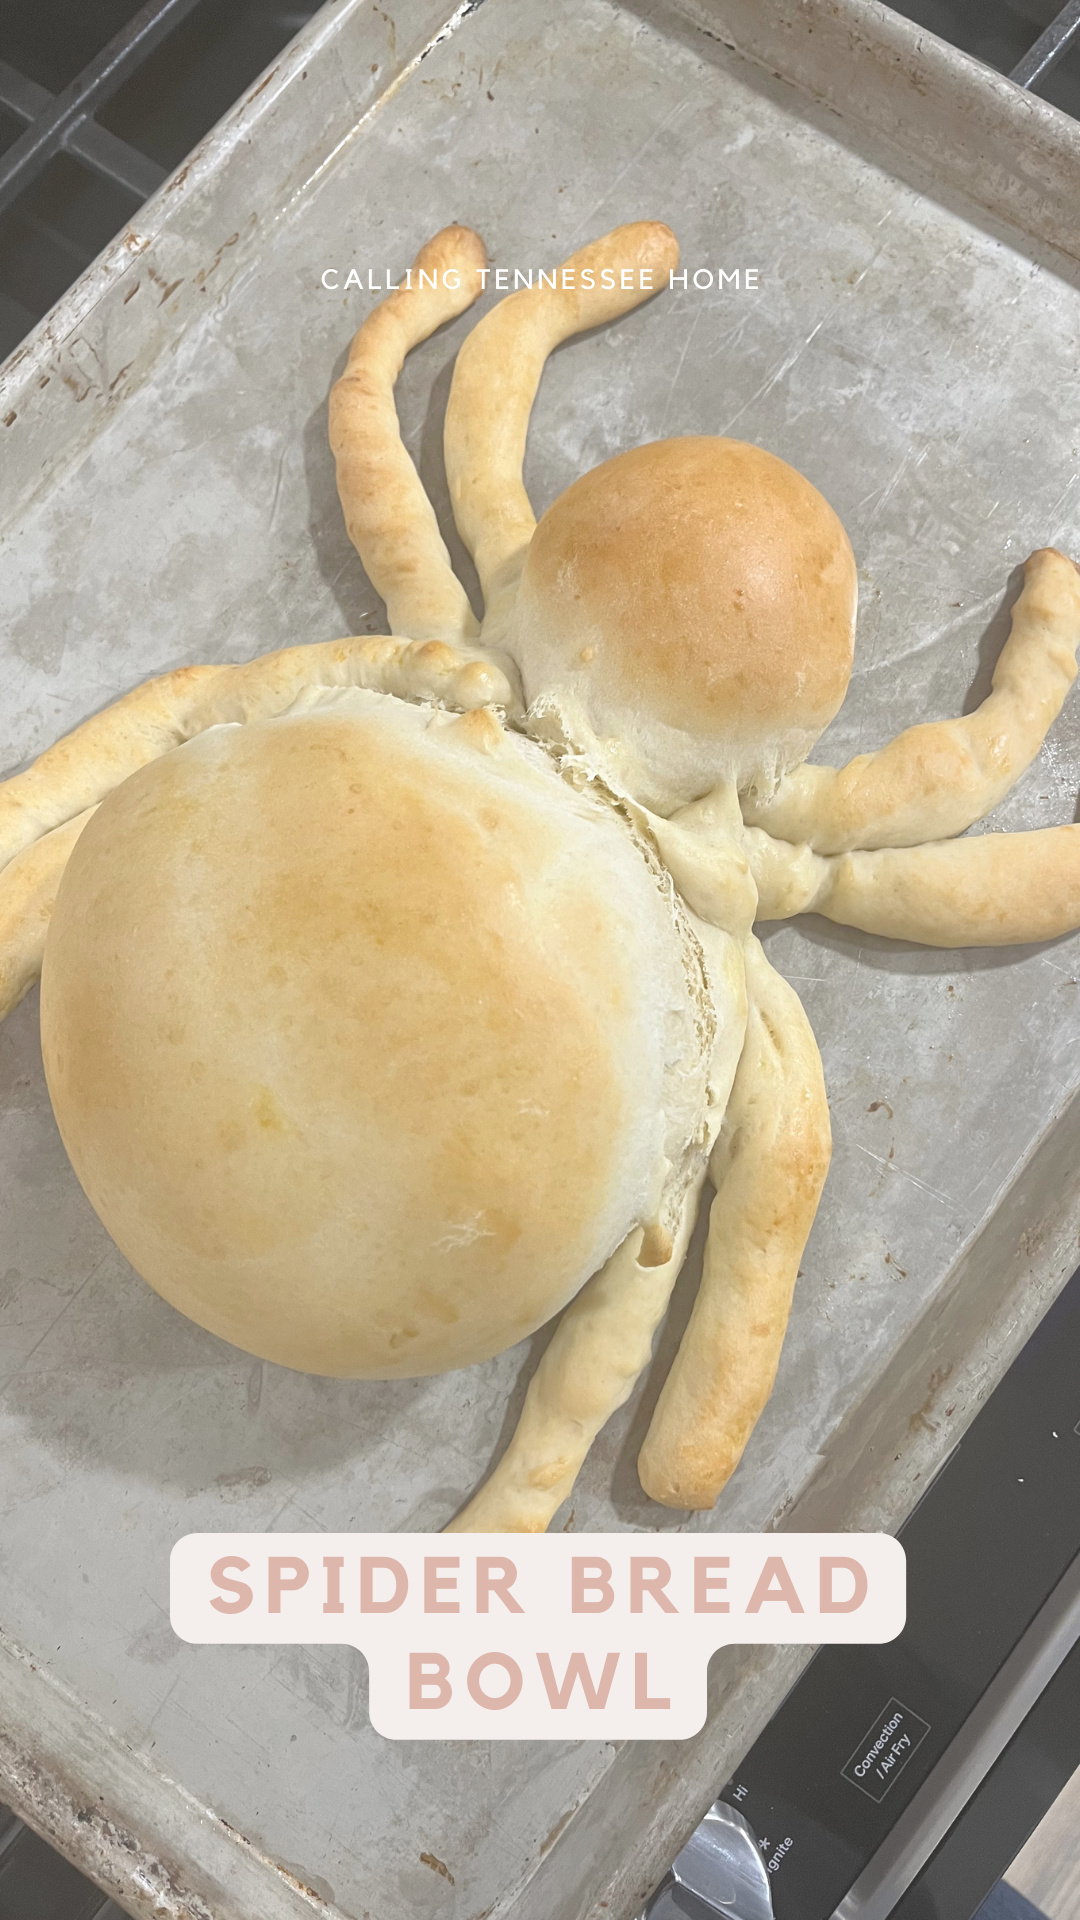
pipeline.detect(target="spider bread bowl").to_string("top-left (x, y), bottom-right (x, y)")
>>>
top-left (3, 223), bottom-right (1080, 1532)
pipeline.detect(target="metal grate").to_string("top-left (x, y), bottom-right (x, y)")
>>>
top-left (0, 0), bottom-right (320, 365)
top-left (0, 0), bottom-right (203, 220)
top-left (1009, 0), bottom-right (1080, 88)
top-left (886, 0), bottom-right (1080, 110)
top-left (0, 1803), bottom-right (129, 1918)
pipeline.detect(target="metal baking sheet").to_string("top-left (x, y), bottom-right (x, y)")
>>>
top-left (3, 1), bottom-right (1080, 1916)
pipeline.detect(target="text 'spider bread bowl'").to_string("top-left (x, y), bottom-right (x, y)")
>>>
top-left (4, 222), bottom-right (1080, 1531)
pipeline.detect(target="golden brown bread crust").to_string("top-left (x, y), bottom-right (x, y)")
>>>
top-left (444, 222), bottom-right (680, 642)
top-left (510, 436), bottom-right (858, 810)
top-left (40, 695), bottom-right (712, 1378)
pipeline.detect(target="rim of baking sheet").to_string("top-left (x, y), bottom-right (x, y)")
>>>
top-left (2, 3), bottom-right (1080, 1917)
top-left (3, 0), bottom-right (1080, 538)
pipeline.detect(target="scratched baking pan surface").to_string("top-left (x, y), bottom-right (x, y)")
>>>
top-left (3, 1), bottom-right (1080, 1916)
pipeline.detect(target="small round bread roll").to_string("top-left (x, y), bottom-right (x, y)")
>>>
top-left (511, 436), bottom-right (858, 813)
top-left (40, 691), bottom-right (715, 1377)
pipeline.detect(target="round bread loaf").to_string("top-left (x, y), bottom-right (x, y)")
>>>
top-left (511, 436), bottom-right (858, 812)
top-left (40, 691), bottom-right (714, 1377)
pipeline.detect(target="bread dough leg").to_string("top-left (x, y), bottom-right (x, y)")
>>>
top-left (0, 809), bottom-right (96, 1021)
top-left (0, 633), bottom-right (516, 878)
top-left (742, 549), bottom-right (1080, 853)
top-left (328, 225), bottom-right (487, 644)
top-left (446, 920), bottom-right (749, 1533)
top-left (443, 223), bottom-right (679, 644)
top-left (445, 1194), bottom-right (706, 1534)
top-left (638, 937), bottom-right (831, 1510)
top-left (756, 822), bottom-right (1080, 948)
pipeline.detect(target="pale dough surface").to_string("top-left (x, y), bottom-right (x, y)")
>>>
top-left (638, 935), bottom-right (831, 1508)
top-left (0, 808), bottom-right (96, 1020)
top-left (749, 819), bottom-right (1080, 947)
